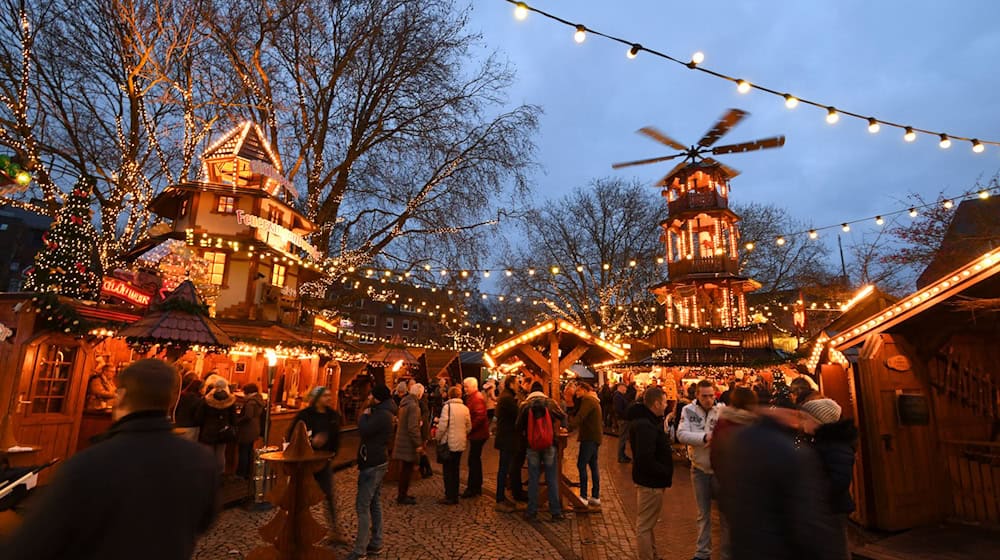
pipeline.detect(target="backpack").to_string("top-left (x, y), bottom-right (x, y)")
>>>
top-left (526, 403), bottom-right (554, 451)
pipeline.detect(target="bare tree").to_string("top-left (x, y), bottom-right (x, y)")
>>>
top-left (498, 178), bottom-right (663, 338)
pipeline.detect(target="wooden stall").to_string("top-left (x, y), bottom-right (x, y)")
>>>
top-left (819, 247), bottom-right (1000, 530)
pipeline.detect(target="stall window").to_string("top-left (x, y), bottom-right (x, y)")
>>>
top-left (271, 264), bottom-right (287, 287)
top-left (203, 251), bottom-right (227, 285)
top-left (385, 317), bottom-right (394, 329)
top-left (216, 195), bottom-right (236, 214)
top-left (30, 344), bottom-right (77, 414)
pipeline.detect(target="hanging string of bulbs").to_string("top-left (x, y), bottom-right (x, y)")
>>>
top-left (506, 0), bottom-right (997, 153)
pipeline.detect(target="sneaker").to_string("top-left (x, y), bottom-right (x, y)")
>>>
top-left (494, 501), bottom-right (516, 513)
top-left (588, 497), bottom-right (601, 507)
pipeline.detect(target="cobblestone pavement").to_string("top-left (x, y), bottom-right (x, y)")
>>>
top-left (194, 433), bottom-right (718, 560)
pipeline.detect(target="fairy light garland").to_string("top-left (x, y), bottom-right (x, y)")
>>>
top-left (504, 0), bottom-right (998, 153)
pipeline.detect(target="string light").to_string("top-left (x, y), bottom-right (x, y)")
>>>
top-left (875, 216), bottom-right (884, 226)
top-left (943, 199), bottom-right (953, 209)
top-left (783, 94), bottom-right (798, 109)
top-left (745, 242), bottom-right (755, 251)
top-left (938, 134), bottom-right (951, 149)
top-left (574, 25), bottom-right (587, 44)
top-left (808, 229), bottom-right (818, 239)
top-left (979, 190), bottom-right (990, 200)
top-left (503, 0), bottom-right (998, 154)
top-left (972, 139), bottom-right (985, 153)
top-left (775, 236), bottom-right (786, 246)
top-left (825, 107), bottom-right (839, 124)
top-left (841, 223), bottom-right (850, 232)
top-left (909, 208), bottom-right (918, 218)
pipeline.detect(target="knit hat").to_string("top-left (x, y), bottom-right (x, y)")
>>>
top-left (371, 385), bottom-right (391, 402)
top-left (307, 386), bottom-right (329, 407)
top-left (801, 398), bottom-right (842, 424)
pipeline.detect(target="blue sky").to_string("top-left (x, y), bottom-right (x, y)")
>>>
top-left (468, 0), bottom-right (1000, 246)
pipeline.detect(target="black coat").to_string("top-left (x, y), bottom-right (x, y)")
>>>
top-left (288, 406), bottom-right (341, 453)
top-left (173, 390), bottom-right (201, 427)
top-left (196, 399), bottom-right (237, 445)
top-left (715, 417), bottom-right (842, 560)
top-left (811, 419), bottom-right (858, 514)
top-left (357, 399), bottom-right (395, 469)
top-left (1, 411), bottom-right (218, 560)
top-left (236, 393), bottom-right (265, 445)
top-left (627, 402), bottom-right (673, 488)
top-left (493, 389), bottom-right (520, 452)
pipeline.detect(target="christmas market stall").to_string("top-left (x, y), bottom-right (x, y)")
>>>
top-left (817, 247), bottom-right (1000, 531)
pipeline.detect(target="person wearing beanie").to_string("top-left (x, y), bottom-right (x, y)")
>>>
top-left (288, 386), bottom-right (344, 545)
top-left (803, 397), bottom-right (858, 560)
top-left (347, 385), bottom-right (395, 560)
top-left (196, 379), bottom-right (237, 475)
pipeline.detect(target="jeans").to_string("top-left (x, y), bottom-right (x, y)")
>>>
top-left (692, 468), bottom-right (730, 560)
top-left (618, 423), bottom-right (630, 460)
top-left (636, 485), bottom-right (665, 560)
top-left (314, 462), bottom-right (339, 535)
top-left (466, 439), bottom-right (486, 493)
top-left (442, 450), bottom-right (461, 501)
top-left (577, 440), bottom-right (600, 500)
top-left (526, 446), bottom-right (560, 515)
top-left (496, 448), bottom-right (514, 502)
top-left (236, 443), bottom-right (254, 478)
top-left (511, 446), bottom-right (527, 498)
top-left (350, 463), bottom-right (387, 558)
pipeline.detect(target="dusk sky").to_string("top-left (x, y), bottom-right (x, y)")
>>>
top-left (468, 0), bottom-right (1000, 251)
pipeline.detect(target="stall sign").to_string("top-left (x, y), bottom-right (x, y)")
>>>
top-left (101, 276), bottom-right (152, 307)
top-left (249, 160), bottom-right (298, 197)
top-left (235, 209), bottom-right (320, 260)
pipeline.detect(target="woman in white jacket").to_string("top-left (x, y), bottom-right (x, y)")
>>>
top-left (436, 386), bottom-right (471, 505)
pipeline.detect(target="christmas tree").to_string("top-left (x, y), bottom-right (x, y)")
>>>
top-left (24, 177), bottom-right (102, 299)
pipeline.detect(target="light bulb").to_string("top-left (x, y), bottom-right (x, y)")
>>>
top-left (483, 271), bottom-right (490, 277)
top-left (574, 25), bottom-right (586, 44)
top-left (808, 230), bottom-right (818, 239)
top-left (505, 269), bottom-right (512, 276)
top-left (691, 51), bottom-right (705, 65)
top-left (867, 118), bottom-right (880, 133)
top-left (875, 216), bottom-right (884, 226)
top-left (841, 223), bottom-right (850, 232)
top-left (909, 208), bottom-right (918, 218)
top-left (776, 237), bottom-right (786, 246)
top-left (904, 127), bottom-right (916, 142)
top-left (576, 265), bottom-right (584, 272)
top-left (745, 242), bottom-right (755, 251)
top-left (825, 107), bottom-right (839, 124)
top-left (736, 80), bottom-right (751, 94)
top-left (783, 94), bottom-right (798, 109)
top-left (943, 199), bottom-right (953, 209)
top-left (513, 3), bottom-right (528, 20)
top-left (602, 263), bottom-right (610, 270)
top-left (978, 190), bottom-right (990, 200)
top-left (528, 268), bottom-right (536, 275)
top-left (627, 44), bottom-right (641, 59)
top-left (972, 139), bottom-right (985, 153)
top-left (938, 134), bottom-right (951, 149)
top-left (551, 266), bottom-right (560, 274)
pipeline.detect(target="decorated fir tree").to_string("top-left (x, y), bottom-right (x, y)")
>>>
top-left (24, 178), bottom-right (102, 299)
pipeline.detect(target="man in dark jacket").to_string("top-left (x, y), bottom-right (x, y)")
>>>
top-left (627, 386), bottom-right (673, 560)
top-left (570, 382), bottom-right (603, 507)
top-left (1, 359), bottom-right (218, 560)
top-left (173, 373), bottom-right (202, 441)
top-left (802, 398), bottom-right (858, 560)
top-left (715, 413), bottom-right (841, 560)
top-left (613, 384), bottom-right (631, 463)
top-left (347, 385), bottom-right (394, 560)
top-left (493, 375), bottom-right (521, 512)
top-left (288, 386), bottom-right (344, 544)
top-left (235, 383), bottom-right (265, 478)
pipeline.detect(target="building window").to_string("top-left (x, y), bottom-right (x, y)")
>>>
top-left (412, 321), bottom-right (418, 332)
top-left (203, 251), bottom-right (227, 285)
top-left (359, 332), bottom-right (376, 344)
top-left (401, 319), bottom-right (410, 330)
top-left (267, 206), bottom-right (283, 226)
top-left (385, 317), bottom-right (394, 329)
top-left (271, 264), bottom-right (286, 287)
top-left (216, 195), bottom-right (236, 214)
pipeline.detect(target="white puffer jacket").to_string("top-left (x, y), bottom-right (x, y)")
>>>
top-left (437, 398), bottom-right (472, 452)
top-left (677, 401), bottom-right (724, 473)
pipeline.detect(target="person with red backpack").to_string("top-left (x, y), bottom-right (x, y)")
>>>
top-left (515, 382), bottom-right (567, 522)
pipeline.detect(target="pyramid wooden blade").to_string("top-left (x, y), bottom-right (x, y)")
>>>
top-left (702, 157), bottom-right (740, 179)
top-left (697, 109), bottom-right (749, 148)
top-left (638, 127), bottom-right (688, 151)
top-left (655, 161), bottom-right (691, 186)
top-left (611, 153), bottom-right (684, 169)
top-left (710, 135), bottom-right (785, 155)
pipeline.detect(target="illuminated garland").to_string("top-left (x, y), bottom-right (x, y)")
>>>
top-left (505, 0), bottom-right (999, 152)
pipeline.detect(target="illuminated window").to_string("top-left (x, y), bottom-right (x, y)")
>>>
top-left (271, 264), bottom-right (286, 287)
top-left (203, 251), bottom-right (227, 285)
top-left (216, 196), bottom-right (236, 214)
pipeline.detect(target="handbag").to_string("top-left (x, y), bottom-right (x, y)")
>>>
top-left (435, 403), bottom-right (452, 464)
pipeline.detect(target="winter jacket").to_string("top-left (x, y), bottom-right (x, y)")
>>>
top-left (515, 392), bottom-right (566, 448)
top-left (236, 392), bottom-right (265, 445)
top-left (419, 395), bottom-right (432, 440)
top-left (393, 394), bottom-right (423, 462)
top-left (710, 407), bottom-right (757, 477)
top-left (715, 417), bottom-right (842, 560)
top-left (174, 389), bottom-right (202, 427)
top-left (613, 391), bottom-right (629, 418)
top-left (570, 392), bottom-right (603, 443)
top-left (437, 398), bottom-right (472, 452)
top-left (357, 399), bottom-right (395, 470)
top-left (494, 388), bottom-right (520, 452)
top-left (677, 401), bottom-right (725, 473)
top-left (197, 390), bottom-right (237, 445)
top-left (465, 390), bottom-right (490, 441)
top-left (627, 402), bottom-right (673, 488)
top-left (811, 419), bottom-right (859, 514)
top-left (287, 406), bottom-right (341, 454)
top-left (1, 411), bottom-right (218, 560)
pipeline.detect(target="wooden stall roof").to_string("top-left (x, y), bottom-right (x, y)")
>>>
top-left (367, 338), bottom-right (421, 366)
top-left (338, 361), bottom-right (369, 387)
top-left (421, 349), bottom-right (460, 378)
top-left (118, 281), bottom-right (234, 346)
top-left (832, 247), bottom-right (1000, 351)
top-left (916, 197), bottom-right (1000, 288)
top-left (487, 319), bottom-right (628, 367)
top-left (215, 318), bottom-right (365, 357)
